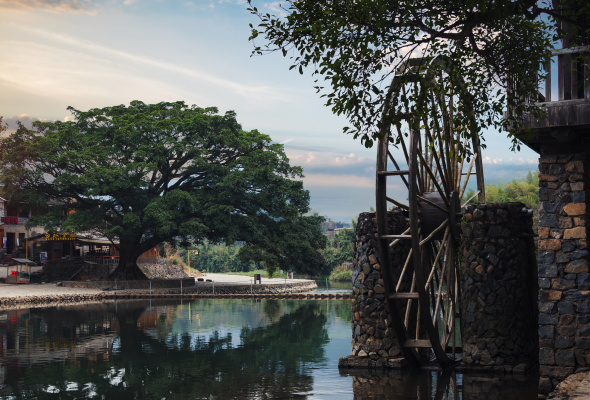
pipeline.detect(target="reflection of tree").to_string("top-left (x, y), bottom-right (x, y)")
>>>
top-left (4, 302), bottom-right (329, 399)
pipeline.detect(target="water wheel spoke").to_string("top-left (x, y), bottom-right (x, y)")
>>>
top-left (425, 228), bottom-right (450, 291)
top-left (389, 227), bottom-right (411, 248)
top-left (386, 196), bottom-right (409, 210)
top-left (459, 153), bottom-right (478, 199)
top-left (416, 150), bottom-right (450, 208)
top-left (387, 150), bottom-right (410, 189)
top-left (419, 219), bottom-right (448, 246)
top-left (462, 189), bottom-right (481, 208)
top-left (404, 271), bottom-right (417, 330)
top-left (396, 248), bottom-right (413, 292)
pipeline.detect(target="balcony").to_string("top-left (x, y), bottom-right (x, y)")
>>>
top-left (516, 45), bottom-right (590, 154)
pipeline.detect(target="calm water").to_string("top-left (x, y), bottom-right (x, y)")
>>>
top-left (314, 280), bottom-right (352, 293)
top-left (0, 299), bottom-right (538, 399)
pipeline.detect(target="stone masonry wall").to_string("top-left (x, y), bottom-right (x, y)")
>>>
top-left (537, 153), bottom-right (589, 394)
top-left (341, 210), bottom-right (411, 369)
top-left (460, 203), bottom-right (538, 372)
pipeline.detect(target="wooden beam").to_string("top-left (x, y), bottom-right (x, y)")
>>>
top-left (389, 292), bottom-right (419, 299)
top-left (404, 339), bottom-right (432, 348)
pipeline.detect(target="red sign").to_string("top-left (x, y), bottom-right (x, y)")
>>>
top-left (0, 217), bottom-right (18, 224)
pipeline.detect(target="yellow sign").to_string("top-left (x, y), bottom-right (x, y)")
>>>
top-left (44, 232), bottom-right (76, 241)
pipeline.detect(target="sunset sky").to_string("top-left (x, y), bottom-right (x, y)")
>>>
top-left (0, 0), bottom-right (539, 221)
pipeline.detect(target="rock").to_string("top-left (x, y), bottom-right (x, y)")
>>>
top-left (539, 239), bottom-right (563, 251)
top-left (564, 227), bottom-right (586, 239)
top-left (563, 203), bottom-right (586, 216)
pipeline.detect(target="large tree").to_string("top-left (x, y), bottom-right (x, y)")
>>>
top-left (248, 0), bottom-right (589, 151)
top-left (0, 101), bottom-right (326, 279)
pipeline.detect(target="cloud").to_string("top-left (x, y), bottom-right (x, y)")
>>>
top-left (0, 0), bottom-right (96, 14)
top-left (482, 156), bottom-right (536, 165)
top-left (1, 114), bottom-right (53, 135)
top-left (264, 1), bottom-right (287, 17)
top-left (4, 25), bottom-right (290, 104)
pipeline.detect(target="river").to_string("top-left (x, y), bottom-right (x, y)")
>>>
top-left (0, 297), bottom-right (538, 399)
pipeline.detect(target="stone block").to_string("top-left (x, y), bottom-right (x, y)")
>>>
top-left (564, 203), bottom-right (586, 216)
top-left (571, 182), bottom-right (585, 191)
top-left (571, 191), bottom-right (585, 202)
top-left (550, 228), bottom-right (564, 239)
top-left (539, 302), bottom-right (557, 314)
top-left (539, 239), bottom-right (562, 251)
top-left (553, 279), bottom-right (576, 290)
top-left (556, 252), bottom-right (571, 263)
top-left (575, 338), bottom-right (590, 349)
top-left (488, 225), bottom-right (503, 237)
top-left (539, 278), bottom-right (551, 289)
top-left (539, 326), bottom-right (554, 339)
top-left (555, 336), bottom-right (575, 348)
top-left (565, 227), bottom-right (586, 239)
top-left (540, 188), bottom-right (555, 201)
top-left (558, 302), bottom-right (574, 315)
top-left (542, 290), bottom-right (563, 301)
top-left (540, 214), bottom-right (559, 229)
top-left (566, 259), bottom-right (589, 274)
top-left (577, 325), bottom-right (590, 337)
top-left (577, 301), bottom-right (590, 314)
top-left (578, 274), bottom-right (590, 290)
top-left (540, 251), bottom-right (555, 264)
top-left (555, 350), bottom-right (575, 366)
top-left (539, 348), bottom-right (555, 365)
top-left (559, 218), bottom-right (574, 229)
top-left (539, 227), bottom-right (550, 239)
top-left (574, 216), bottom-right (586, 226)
top-left (572, 250), bottom-right (588, 259)
top-left (539, 314), bottom-right (559, 324)
top-left (565, 160), bottom-right (584, 173)
top-left (539, 264), bottom-right (558, 277)
top-left (539, 174), bottom-right (558, 181)
top-left (563, 242), bottom-right (576, 252)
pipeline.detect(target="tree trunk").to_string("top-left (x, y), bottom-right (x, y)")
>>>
top-left (109, 249), bottom-right (148, 280)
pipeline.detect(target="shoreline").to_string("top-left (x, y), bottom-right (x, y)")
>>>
top-left (0, 279), bottom-right (352, 308)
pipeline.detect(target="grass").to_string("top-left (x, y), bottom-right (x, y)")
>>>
top-left (328, 264), bottom-right (353, 281)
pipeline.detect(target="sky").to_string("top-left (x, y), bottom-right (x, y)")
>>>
top-left (0, 0), bottom-right (540, 222)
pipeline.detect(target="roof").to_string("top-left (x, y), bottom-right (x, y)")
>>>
top-left (12, 258), bottom-right (34, 264)
top-left (25, 233), bottom-right (118, 245)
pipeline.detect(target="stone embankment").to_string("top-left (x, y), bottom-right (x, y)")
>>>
top-left (0, 279), bottom-right (354, 308)
top-left (0, 292), bottom-right (350, 309)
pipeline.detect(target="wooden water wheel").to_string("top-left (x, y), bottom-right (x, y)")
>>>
top-left (375, 58), bottom-right (486, 369)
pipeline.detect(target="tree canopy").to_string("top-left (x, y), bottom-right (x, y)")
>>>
top-left (248, 0), bottom-right (589, 151)
top-left (0, 101), bottom-right (327, 278)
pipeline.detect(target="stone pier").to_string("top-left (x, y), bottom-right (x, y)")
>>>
top-left (537, 154), bottom-right (590, 394)
top-left (460, 203), bottom-right (538, 372)
top-left (339, 210), bottom-right (410, 369)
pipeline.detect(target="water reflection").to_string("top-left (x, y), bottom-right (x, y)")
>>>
top-left (341, 369), bottom-right (538, 400)
top-left (314, 279), bottom-right (352, 293)
top-left (0, 299), bottom-right (537, 399)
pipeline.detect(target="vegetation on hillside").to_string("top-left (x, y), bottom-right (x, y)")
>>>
top-left (464, 171), bottom-right (539, 210)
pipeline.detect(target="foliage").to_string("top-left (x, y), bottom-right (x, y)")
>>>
top-left (191, 242), bottom-right (258, 273)
top-left (320, 227), bottom-right (355, 275)
top-left (0, 101), bottom-right (325, 279)
top-left (328, 264), bottom-right (353, 281)
top-left (248, 0), bottom-right (589, 151)
top-left (463, 170), bottom-right (539, 210)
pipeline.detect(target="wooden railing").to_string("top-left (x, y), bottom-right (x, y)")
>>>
top-left (541, 45), bottom-right (590, 102)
